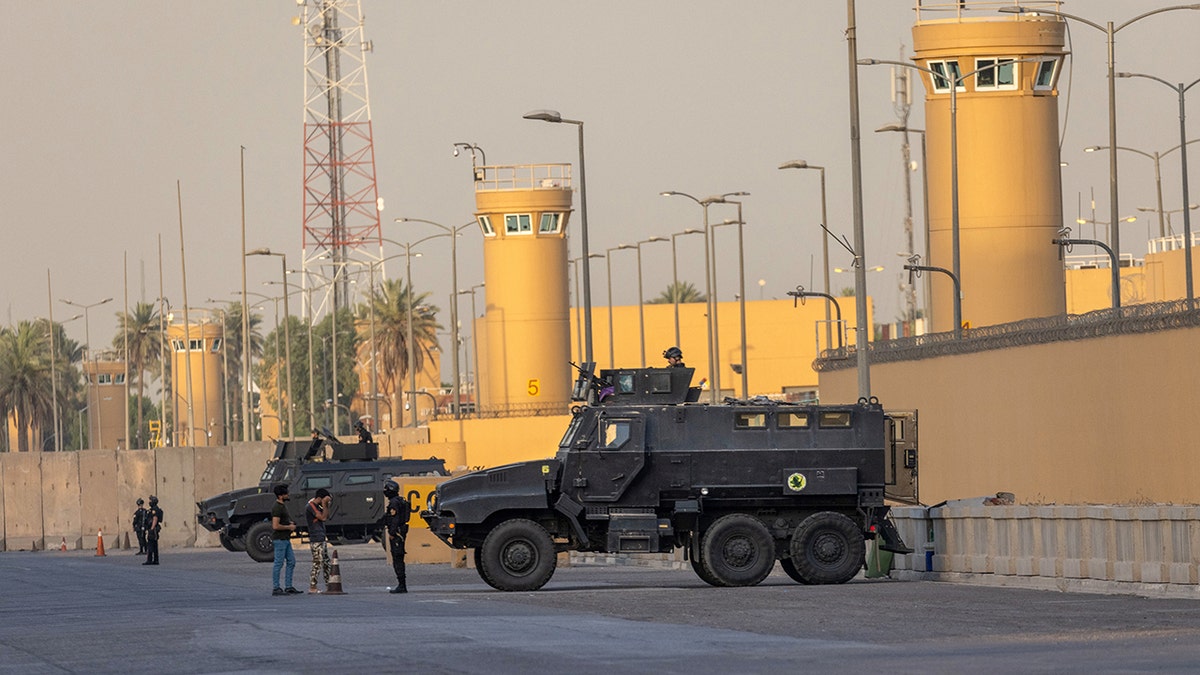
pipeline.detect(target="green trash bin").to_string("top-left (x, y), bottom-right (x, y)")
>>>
top-left (865, 537), bottom-right (894, 578)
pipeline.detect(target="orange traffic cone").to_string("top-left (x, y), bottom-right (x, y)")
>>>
top-left (95, 529), bottom-right (106, 557)
top-left (324, 549), bottom-right (346, 595)
top-left (60, 536), bottom-right (67, 552)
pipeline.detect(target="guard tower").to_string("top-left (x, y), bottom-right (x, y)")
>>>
top-left (913, 1), bottom-right (1068, 330)
top-left (82, 351), bottom-right (127, 449)
top-left (167, 310), bottom-right (226, 446)
top-left (473, 164), bottom-right (574, 413)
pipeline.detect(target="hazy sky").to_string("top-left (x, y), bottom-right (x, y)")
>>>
top-left (3, 1), bottom-right (1197, 355)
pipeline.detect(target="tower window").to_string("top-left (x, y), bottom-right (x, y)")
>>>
top-left (504, 214), bottom-right (532, 234)
top-left (114, 373), bottom-right (125, 385)
top-left (1034, 58), bottom-right (1059, 91)
top-left (975, 58), bottom-right (1016, 91)
top-left (171, 339), bottom-right (185, 351)
top-left (211, 338), bottom-right (222, 353)
top-left (477, 215), bottom-right (495, 237)
top-left (98, 373), bottom-right (113, 385)
top-left (928, 60), bottom-right (964, 93)
top-left (539, 212), bottom-right (562, 234)
top-left (189, 338), bottom-right (204, 350)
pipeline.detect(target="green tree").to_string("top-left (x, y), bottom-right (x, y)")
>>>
top-left (0, 321), bottom-right (53, 452)
top-left (357, 278), bottom-right (441, 427)
top-left (647, 281), bottom-right (706, 304)
top-left (112, 302), bottom-right (163, 448)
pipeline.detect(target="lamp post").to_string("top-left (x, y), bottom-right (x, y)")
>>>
top-left (1052, 229), bottom-right (1121, 307)
top-left (47, 305), bottom-right (81, 452)
top-left (661, 191), bottom-right (748, 402)
top-left (523, 109), bottom-right (594, 365)
top-left (1085, 140), bottom-right (1200, 239)
top-left (670, 228), bottom-right (703, 349)
top-left (999, 4), bottom-right (1200, 282)
top-left (779, 161), bottom-right (835, 351)
top-left (463, 283), bottom-right (484, 417)
top-left (876, 123), bottom-right (930, 326)
top-left (605, 244), bottom-right (636, 369)
top-left (452, 142), bottom-right (487, 181)
top-left (860, 57), bottom-right (1049, 331)
top-left (903, 256), bottom-right (962, 329)
top-left (246, 249), bottom-right (294, 438)
top-left (634, 237), bottom-right (668, 368)
top-left (61, 296), bottom-right (112, 449)
top-left (389, 233), bottom-right (449, 427)
top-left (1138, 205), bottom-right (1200, 238)
top-left (713, 218), bottom-right (749, 399)
top-left (1073, 214), bottom-right (1137, 275)
top-left (396, 217), bottom-right (475, 422)
top-left (569, 254), bottom-right (603, 363)
top-left (1116, 72), bottom-right (1200, 306)
top-left (203, 301), bottom-right (232, 444)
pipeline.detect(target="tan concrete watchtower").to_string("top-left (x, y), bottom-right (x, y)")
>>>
top-left (167, 310), bottom-right (225, 446)
top-left (82, 351), bottom-right (128, 449)
top-left (473, 164), bottom-right (573, 413)
top-left (913, 2), bottom-right (1068, 330)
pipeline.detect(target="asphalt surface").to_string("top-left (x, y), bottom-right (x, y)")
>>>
top-left (3, 546), bottom-right (1200, 674)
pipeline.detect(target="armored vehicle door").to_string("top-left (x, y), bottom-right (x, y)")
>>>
top-left (578, 413), bottom-right (647, 502)
top-left (884, 411), bottom-right (918, 504)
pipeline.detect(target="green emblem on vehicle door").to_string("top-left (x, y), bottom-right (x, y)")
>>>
top-left (786, 472), bottom-right (807, 492)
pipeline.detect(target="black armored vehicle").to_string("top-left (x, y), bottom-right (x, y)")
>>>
top-left (198, 432), bottom-right (447, 562)
top-left (422, 364), bottom-right (917, 591)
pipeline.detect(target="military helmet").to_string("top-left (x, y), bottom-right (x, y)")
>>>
top-left (663, 346), bottom-right (683, 360)
top-left (383, 479), bottom-right (400, 497)
top-left (137, 498), bottom-right (145, 506)
top-left (148, 495), bottom-right (158, 506)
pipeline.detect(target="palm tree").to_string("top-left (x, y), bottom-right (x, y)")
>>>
top-left (112, 302), bottom-right (162, 448)
top-left (647, 281), bottom-right (706, 305)
top-left (0, 321), bottom-right (54, 452)
top-left (357, 278), bottom-right (441, 425)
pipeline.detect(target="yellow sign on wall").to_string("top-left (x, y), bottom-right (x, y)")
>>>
top-left (527, 379), bottom-right (540, 397)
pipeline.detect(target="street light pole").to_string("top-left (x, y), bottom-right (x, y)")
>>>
top-left (605, 244), bottom-right (635, 369)
top-left (1116, 72), bottom-right (1200, 307)
top-left (778, 161), bottom-right (834, 349)
top-left (635, 237), bottom-right (668, 367)
top-left (524, 110), bottom-right (594, 365)
top-left (1000, 4), bottom-right (1200, 296)
top-left (670, 229), bottom-right (703, 349)
top-left (714, 216), bottom-right (749, 399)
top-left (247, 249), bottom-right (294, 438)
top-left (62, 296), bottom-right (112, 449)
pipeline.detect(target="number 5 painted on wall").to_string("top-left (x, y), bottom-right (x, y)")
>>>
top-left (527, 379), bottom-right (540, 397)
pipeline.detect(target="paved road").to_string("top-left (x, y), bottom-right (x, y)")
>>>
top-left (3, 546), bottom-right (1199, 673)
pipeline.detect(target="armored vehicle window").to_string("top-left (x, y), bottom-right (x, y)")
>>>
top-left (304, 476), bottom-right (334, 490)
top-left (601, 419), bottom-right (631, 449)
top-left (735, 412), bottom-right (767, 429)
top-left (778, 411), bottom-right (810, 429)
top-left (819, 411), bottom-right (852, 428)
top-left (647, 372), bottom-right (672, 393)
top-left (615, 373), bottom-right (635, 394)
top-left (344, 474), bottom-right (375, 486)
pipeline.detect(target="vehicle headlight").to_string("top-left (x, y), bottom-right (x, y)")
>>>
top-left (426, 490), bottom-right (438, 512)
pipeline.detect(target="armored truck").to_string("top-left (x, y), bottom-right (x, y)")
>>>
top-left (197, 433), bottom-right (447, 562)
top-left (422, 364), bottom-right (917, 591)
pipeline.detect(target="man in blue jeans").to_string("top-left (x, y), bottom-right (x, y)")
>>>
top-left (270, 484), bottom-right (300, 596)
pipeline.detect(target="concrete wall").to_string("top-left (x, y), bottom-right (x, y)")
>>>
top-left (41, 452), bottom-right (80, 550)
top-left (4, 453), bottom-right (42, 550)
top-left (819, 324), bottom-right (1200, 505)
top-left (428, 415), bottom-right (571, 471)
top-left (79, 450), bottom-right (119, 550)
top-left (891, 504), bottom-right (1200, 597)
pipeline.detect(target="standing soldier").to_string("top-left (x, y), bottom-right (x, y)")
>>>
top-left (143, 496), bottom-right (162, 565)
top-left (383, 480), bottom-right (409, 594)
top-left (132, 498), bottom-right (148, 555)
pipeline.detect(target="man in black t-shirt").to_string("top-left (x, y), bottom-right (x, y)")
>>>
top-left (270, 484), bottom-right (300, 596)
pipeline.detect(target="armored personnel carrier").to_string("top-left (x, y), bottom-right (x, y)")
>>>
top-left (197, 432), bottom-right (448, 562)
top-left (422, 364), bottom-right (917, 591)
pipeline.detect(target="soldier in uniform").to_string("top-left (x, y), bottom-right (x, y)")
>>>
top-left (663, 346), bottom-right (686, 367)
top-left (355, 420), bottom-right (373, 444)
top-left (383, 479), bottom-right (409, 594)
top-left (143, 496), bottom-right (162, 565)
top-left (132, 498), bottom-right (148, 555)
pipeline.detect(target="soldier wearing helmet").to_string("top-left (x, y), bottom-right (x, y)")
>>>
top-left (143, 496), bottom-right (162, 565)
top-left (132, 498), bottom-right (148, 555)
top-left (663, 346), bottom-right (686, 368)
top-left (383, 479), bottom-right (410, 594)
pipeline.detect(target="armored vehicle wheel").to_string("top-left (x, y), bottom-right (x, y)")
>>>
top-left (789, 512), bottom-right (865, 585)
top-left (219, 531), bottom-right (246, 552)
top-left (244, 521), bottom-right (276, 563)
top-left (690, 549), bottom-right (726, 587)
top-left (478, 519), bottom-right (557, 592)
top-left (700, 514), bottom-right (775, 587)
top-left (779, 557), bottom-right (813, 585)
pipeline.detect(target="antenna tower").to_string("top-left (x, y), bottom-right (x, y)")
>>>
top-left (298, 0), bottom-right (383, 312)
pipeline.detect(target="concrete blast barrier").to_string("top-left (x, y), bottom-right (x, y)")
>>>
top-left (41, 452), bottom-right (81, 551)
top-left (154, 446), bottom-right (198, 548)
top-left (79, 450), bottom-right (120, 551)
top-left (118, 450), bottom-right (157, 548)
top-left (193, 446), bottom-right (234, 548)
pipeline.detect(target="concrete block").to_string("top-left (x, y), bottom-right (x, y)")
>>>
top-left (154, 446), bottom-right (197, 548)
top-left (79, 450), bottom-right (120, 550)
top-left (969, 554), bottom-right (990, 573)
top-left (1113, 561), bottom-right (1135, 582)
top-left (1140, 563), bottom-right (1166, 584)
top-left (1062, 558), bottom-right (1084, 578)
top-left (1, 455), bottom-right (44, 550)
top-left (395, 476), bottom-right (452, 531)
top-left (406, 527), bottom-right (454, 564)
top-left (1083, 506), bottom-right (1109, 520)
top-left (947, 554), bottom-right (967, 572)
top-left (232, 441), bottom-right (274, 488)
top-left (992, 556), bottom-right (1014, 575)
top-left (420, 442), bottom-right (466, 473)
top-left (41, 452), bottom-right (81, 550)
top-left (1038, 557), bottom-right (1058, 577)
top-left (1085, 558), bottom-right (1112, 581)
top-left (1015, 557), bottom-right (1035, 576)
top-left (1167, 563), bottom-right (1193, 585)
top-left (117, 450), bottom-right (156, 549)
top-left (193, 446), bottom-right (233, 548)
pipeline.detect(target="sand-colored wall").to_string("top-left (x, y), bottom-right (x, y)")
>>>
top-left (819, 324), bottom-right (1200, 505)
top-left (79, 450), bottom-right (119, 550)
top-left (5, 453), bottom-right (42, 549)
top-left (428, 415), bottom-right (572, 471)
top-left (41, 452), bottom-right (81, 549)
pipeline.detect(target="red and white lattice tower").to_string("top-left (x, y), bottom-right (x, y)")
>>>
top-left (298, 0), bottom-right (383, 311)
